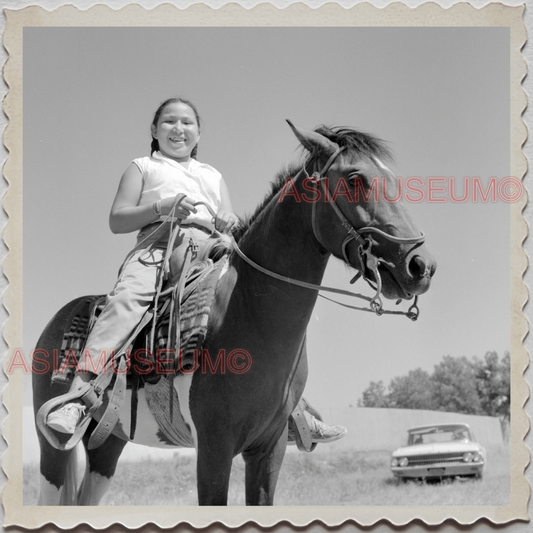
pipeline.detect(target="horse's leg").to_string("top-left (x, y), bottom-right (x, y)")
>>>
top-left (196, 450), bottom-right (233, 505)
top-left (195, 433), bottom-right (234, 505)
top-left (35, 379), bottom-right (80, 505)
top-left (242, 425), bottom-right (288, 506)
top-left (37, 440), bottom-right (77, 505)
top-left (77, 430), bottom-right (128, 505)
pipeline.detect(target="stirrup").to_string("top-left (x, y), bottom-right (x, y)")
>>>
top-left (289, 398), bottom-right (322, 453)
top-left (36, 381), bottom-right (102, 451)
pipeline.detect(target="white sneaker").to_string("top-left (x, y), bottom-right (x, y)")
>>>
top-left (310, 418), bottom-right (348, 443)
top-left (47, 403), bottom-right (86, 434)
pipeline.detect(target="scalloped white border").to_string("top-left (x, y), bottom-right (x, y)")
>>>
top-left (1, 1), bottom-right (529, 530)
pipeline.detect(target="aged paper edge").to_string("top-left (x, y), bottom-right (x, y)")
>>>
top-left (1, 1), bottom-right (529, 529)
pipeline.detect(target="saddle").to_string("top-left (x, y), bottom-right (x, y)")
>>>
top-left (37, 232), bottom-right (230, 451)
top-left (37, 231), bottom-right (321, 453)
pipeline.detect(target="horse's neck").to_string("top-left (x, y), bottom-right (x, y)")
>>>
top-left (236, 172), bottom-right (329, 302)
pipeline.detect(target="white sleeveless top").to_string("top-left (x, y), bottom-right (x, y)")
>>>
top-left (133, 151), bottom-right (223, 233)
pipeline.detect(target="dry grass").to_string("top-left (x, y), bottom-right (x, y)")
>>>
top-left (23, 446), bottom-right (510, 506)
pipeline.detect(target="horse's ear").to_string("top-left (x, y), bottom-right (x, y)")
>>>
top-left (286, 119), bottom-right (338, 155)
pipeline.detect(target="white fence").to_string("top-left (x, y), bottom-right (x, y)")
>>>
top-left (323, 406), bottom-right (506, 452)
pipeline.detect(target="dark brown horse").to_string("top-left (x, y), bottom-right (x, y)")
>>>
top-left (33, 122), bottom-right (436, 505)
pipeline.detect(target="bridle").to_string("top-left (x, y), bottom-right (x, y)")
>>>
top-left (228, 146), bottom-right (427, 320)
top-left (306, 146), bottom-right (426, 315)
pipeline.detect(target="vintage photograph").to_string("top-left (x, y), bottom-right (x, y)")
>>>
top-left (1, 2), bottom-right (528, 529)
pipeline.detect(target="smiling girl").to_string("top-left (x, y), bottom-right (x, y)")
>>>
top-left (47, 97), bottom-right (239, 433)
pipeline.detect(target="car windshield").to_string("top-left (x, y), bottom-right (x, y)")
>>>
top-left (407, 425), bottom-right (472, 445)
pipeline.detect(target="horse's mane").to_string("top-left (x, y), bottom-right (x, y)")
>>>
top-left (233, 125), bottom-right (393, 242)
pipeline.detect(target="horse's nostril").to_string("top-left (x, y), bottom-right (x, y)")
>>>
top-left (409, 255), bottom-right (428, 279)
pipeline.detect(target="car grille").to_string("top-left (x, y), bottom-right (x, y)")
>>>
top-left (406, 453), bottom-right (466, 466)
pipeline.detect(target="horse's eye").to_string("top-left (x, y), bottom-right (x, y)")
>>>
top-left (347, 172), bottom-right (364, 186)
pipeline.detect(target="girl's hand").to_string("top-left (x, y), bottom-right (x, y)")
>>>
top-left (161, 194), bottom-right (197, 220)
top-left (214, 210), bottom-right (240, 234)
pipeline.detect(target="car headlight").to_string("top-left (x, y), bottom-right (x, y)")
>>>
top-left (391, 458), bottom-right (399, 467)
top-left (399, 457), bottom-right (409, 467)
top-left (463, 452), bottom-right (473, 463)
top-left (472, 452), bottom-right (482, 462)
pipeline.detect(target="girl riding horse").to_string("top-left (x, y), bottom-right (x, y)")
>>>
top-left (45, 97), bottom-right (347, 445)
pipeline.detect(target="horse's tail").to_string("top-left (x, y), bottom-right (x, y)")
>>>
top-left (58, 445), bottom-right (79, 505)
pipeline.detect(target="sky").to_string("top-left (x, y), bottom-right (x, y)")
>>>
top-left (22, 26), bottom-right (511, 416)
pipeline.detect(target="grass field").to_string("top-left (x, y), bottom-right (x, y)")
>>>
top-left (23, 446), bottom-right (510, 506)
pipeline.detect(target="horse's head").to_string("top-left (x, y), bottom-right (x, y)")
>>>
top-left (287, 120), bottom-right (436, 306)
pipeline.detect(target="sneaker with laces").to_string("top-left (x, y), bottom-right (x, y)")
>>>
top-left (47, 402), bottom-right (86, 434)
top-left (309, 418), bottom-right (348, 443)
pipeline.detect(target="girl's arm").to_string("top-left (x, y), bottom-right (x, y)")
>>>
top-left (109, 163), bottom-right (196, 234)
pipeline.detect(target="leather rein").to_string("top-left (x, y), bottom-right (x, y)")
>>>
top-left (228, 146), bottom-right (426, 321)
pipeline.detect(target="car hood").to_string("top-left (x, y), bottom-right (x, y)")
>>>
top-left (392, 441), bottom-right (484, 457)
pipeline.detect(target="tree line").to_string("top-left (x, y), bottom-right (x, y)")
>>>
top-left (357, 351), bottom-right (510, 421)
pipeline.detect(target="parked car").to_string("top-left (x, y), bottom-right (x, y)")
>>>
top-left (390, 423), bottom-right (486, 481)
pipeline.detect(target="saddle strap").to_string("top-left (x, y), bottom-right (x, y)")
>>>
top-left (88, 357), bottom-right (127, 450)
top-left (129, 371), bottom-right (140, 440)
top-left (168, 238), bottom-right (194, 422)
top-left (290, 403), bottom-right (313, 452)
top-left (288, 397), bottom-right (322, 453)
top-left (85, 307), bottom-right (157, 449)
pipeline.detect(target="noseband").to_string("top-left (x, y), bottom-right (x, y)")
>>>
top-left (308, 146), bottom-right (426, 315)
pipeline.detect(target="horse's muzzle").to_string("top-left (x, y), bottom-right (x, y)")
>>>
top-left (376, 245), bottom-right (436, 301)
top-left (403, 247), bottom-right (437, 296)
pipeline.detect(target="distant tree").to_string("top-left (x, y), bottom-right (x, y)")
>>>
top-left (473, 351), bottom-right (510, 421)
top-left (357, 351), bottom-right (510, 418)
top-left (430, 355), bottom-right (483, 415)
top-left (357, 380), bottom-right (390, 407)
top-left (388, 368), bottom-right (435, 410)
